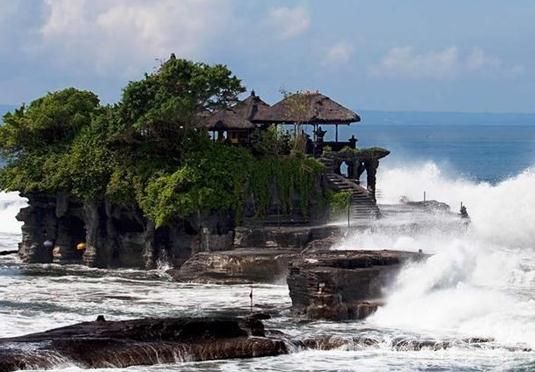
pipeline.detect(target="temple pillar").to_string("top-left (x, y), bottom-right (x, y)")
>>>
top-left (347, 161), bottom-right (355, 179)
top-left (365, 158), bottom-right (379, 201)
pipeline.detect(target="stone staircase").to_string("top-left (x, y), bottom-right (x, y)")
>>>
top-left (320, 155), bottom-right (380, 222)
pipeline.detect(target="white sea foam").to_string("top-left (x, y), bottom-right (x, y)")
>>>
top-left (1, 165), bottom-right (535, 369)
top-left (0, 191), bottom-right (27, 235)
top-left (377, 162), bottom-right (535, 246)
top-left (335, 162), bottom-right (535, 348)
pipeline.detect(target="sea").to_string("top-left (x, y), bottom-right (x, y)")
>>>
top-left (1, 111), bottom-right (535, 371)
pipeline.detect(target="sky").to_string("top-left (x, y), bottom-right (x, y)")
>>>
top-left (1, 0), bottom-right (535, 113)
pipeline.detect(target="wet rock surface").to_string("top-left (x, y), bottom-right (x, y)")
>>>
top-left (170, 225), bottom-right (346, 284)
top-left (1, 316), bottom-right (530, 371)
top-left (234, 225), bottom-right (343, 250)
top-left (169, 248), bottom-right (300, 284)
top-left (296, 335), bottom-right (531, 352)
top-left (0, 317), bottom-right (286, 371)
top-left (287, 250), bottom-right (426, 320)
top-left (0, 250), bottom-right (17, 256)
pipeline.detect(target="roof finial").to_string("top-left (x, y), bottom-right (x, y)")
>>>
top-left (251, 90), bottom-right (256, 97)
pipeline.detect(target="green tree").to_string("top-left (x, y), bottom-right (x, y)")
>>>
top-left (0, 88), bottom-right (99, 157)
top-left (0, 88), bottom-right (101, 194)
top-left (0, 56), bottom-right (327, 227)
top-left (140, 143), bottom-right (253, 227)
top-left (115, 55), bottom-right (245, 162)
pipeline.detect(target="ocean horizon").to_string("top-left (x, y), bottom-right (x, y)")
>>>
top-left (4, 104), bottom-right (535, 125)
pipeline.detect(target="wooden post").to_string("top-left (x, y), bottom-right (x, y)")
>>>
top-left (335, 124), bottom-right (339, 142)
top-left (249, 285), bottom-right (254, 313)
top-left (347, 195), bottom-right (351, 229)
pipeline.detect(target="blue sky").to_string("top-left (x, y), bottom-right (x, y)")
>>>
top-left (1, 0), bottom-right (535, 113)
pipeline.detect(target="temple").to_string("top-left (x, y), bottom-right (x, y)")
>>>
top-left (201, 90), bottom-right (390, 217)
top-left (201, 91), bottom-right (271, 144)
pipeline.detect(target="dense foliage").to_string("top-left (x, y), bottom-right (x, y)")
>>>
top-left (0, 57), bottom-right (325, 226)
top-left (327, 190), bottom-right (351, 217)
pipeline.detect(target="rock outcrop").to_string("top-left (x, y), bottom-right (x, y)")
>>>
top-left (233, 225), bottom-right (342, 250)
top-left (287, 250), bottom-right (425, 320)
top-left (16, 192), bottom-right (234, 269)
top-left (295, 335), bottom-right (528, 352)
top-left (15, 188), bottom-right (334, 269)
top-left (0, 317), bottom-right (286, 371)
top-left (1, 316), bottom-right (522, 371)
top-left (170, 248), bottom-right (300, 284)
top-left (170, 225), bottom-right (347, 284)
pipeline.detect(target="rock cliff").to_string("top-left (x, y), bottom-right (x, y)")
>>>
top-left (17, 192), bottom-right (234, 268)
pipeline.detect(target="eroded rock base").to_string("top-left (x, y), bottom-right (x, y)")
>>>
top-left (287, 250), bottom-right (425, 320)
top-left (0, 317), bottom-right (285, 371)
top-left (169, 248), bottom-right (299, 284)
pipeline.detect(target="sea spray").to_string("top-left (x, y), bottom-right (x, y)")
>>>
top-left (377, 162), bottom-right (535, 246)
top-left (0, 192), bottom-right (27, 238)
top-left (338, 162), bottom-right (535, 348)
top-left (156, 249), bottom-right (173, 272)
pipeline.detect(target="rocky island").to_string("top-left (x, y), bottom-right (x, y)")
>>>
top-left (1, 56), bottom-right (389, 272)
top-left (0, 56), bottom-right (458, 369)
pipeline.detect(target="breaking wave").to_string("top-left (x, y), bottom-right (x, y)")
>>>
top-left (0, 191), bottom-right (27, 235)
top-left (339, 162), bottom-right (535, 348)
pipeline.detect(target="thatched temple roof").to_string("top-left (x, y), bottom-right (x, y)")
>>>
top-left (200, 91), bottom-right (270, 130)
top-left (202, 108), bottom-right (256, 130)
top-left (252, 92), bottom-right (360, 125)
top-left (233, 91), bottom-right (271, 121)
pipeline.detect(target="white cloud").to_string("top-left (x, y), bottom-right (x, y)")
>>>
top-left (465, 48), bottom-right (502, 72)
top-left (322, 41), bottom-right (354, 66)
top-left (509, 64), bottom-right (525, 77)
top-left (370, 46), bottom-right (524, 80)
top-left (268, 6), bottom-right (310, 39)
top-left (465, 48), bottom-right (525, 77)
top-left (39, 0), bottom-right (231, 77)
top-left (369, 46), bottom-right (459, 80)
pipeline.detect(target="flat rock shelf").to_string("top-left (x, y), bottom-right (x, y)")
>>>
top-left (0, 317), bottom-right (285, 371)
top-left (1, 315), bottom-right (527, 371)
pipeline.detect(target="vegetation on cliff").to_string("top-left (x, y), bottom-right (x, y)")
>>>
top-left (327, 190), bottom-right (351, 217)
top-left (0, 56), bottom-right (323, 226)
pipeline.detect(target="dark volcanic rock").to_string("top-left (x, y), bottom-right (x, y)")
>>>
top-left (302, 235), bottom-right (341, 253)
top-left (0, 317), bottom-right (528, 371)
top-left (170, 248), bottom-right (300, 284)
top-left (295, 335), bottom-right (531, 352)
top-left (287, 250), bottom-right (425, 320)
top-left (0, 250), bottom-right (17, 256)
top-left (234, 225), bottom-right (343, 250)
top-left (0, 317), bottom-right (286, 371)
top-left (16, 192), bottom-right (235, 269)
